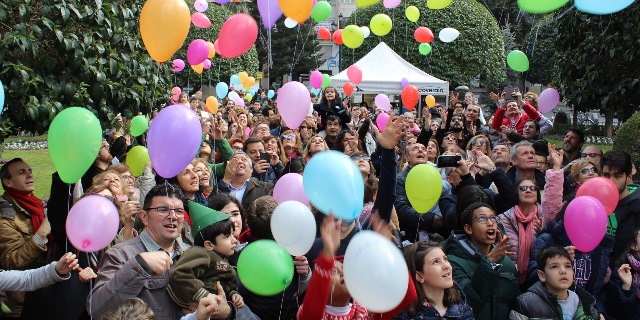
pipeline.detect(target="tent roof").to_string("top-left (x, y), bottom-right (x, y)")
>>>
top-left (331, 42), bottom-right (449, 95)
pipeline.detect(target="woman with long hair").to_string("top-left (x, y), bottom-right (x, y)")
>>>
top-left (303, 135), bottom-right (329, 161)
top-left (263, 135), bottom-right (287, 167)
top-left (279, 129), bottom-right (304, 162)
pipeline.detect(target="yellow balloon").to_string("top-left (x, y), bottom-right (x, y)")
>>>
top-left (279, 0), bottom-right (313, 23)
top-left (342, 24), bottom-right (364, 49)
top-left (406, 164), bottom-right (442, 214)
top-left (207, 41), bottom-right (216, 59)
top-left (206, 96), bottom-right (219, 114)
top-left (405, 6), bottom-right (420, 23)
top-left (239, 71), bottom-right (249, 84)
top-left (425, 95), bottom-right (436, 107)
top-left (245, 93), bottom-right (253, 101)
top-left (370, 14), bottom-right (393, 36)
top-left (140, 0), bottom-right (191, 62)
top-left (192, 63), bottom-right (203, 74)
top-left (355, 0), bottom-right (381, 7)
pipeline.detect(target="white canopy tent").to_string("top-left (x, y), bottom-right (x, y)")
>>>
top-left (331, 42), bottom-right (449, 97)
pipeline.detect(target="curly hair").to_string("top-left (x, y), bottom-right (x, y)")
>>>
top-left (245, 195), bottom-right (278, 240)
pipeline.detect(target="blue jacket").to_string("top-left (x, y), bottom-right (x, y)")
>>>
top-left (394, 282), bottom-right (474, 319)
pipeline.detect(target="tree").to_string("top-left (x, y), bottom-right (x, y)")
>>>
top-left (342, 0), bottom-right (506, 88)
top-left (522, 16), bottom-right (556, 85)
top-left (613, 111), bottom-right (640, 167)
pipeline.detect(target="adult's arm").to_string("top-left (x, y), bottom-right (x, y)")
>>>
top-left (372, 147), bottom-right (397, 223)
top-left (0, 262), bottom-right (67, 292)
top-left (521, 102), bottom-right (541, 122)
top-left (0, 219), bottom-right (47, 270)
top-left (537, 114), bottom-right (553, 135)
top-left (506, 131), bottom-right (526, 144)
top-left (358, 118), bottom-right (370, 143)
top-left (208, 138), bottom-right (233, 180)
top-left (137, 164), bottom-right (156, 208)
top-left (416, 126), bottom-right (433, 148)
top-left (491, 108), bottom-right (506, 131)
top-left (487, 168), bottom-right (519, 214)
top-left (541, 169), bottom-right (564, 227)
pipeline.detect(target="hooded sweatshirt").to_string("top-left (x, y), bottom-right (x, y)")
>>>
top-left (608, 185), bottom-right (640, 267)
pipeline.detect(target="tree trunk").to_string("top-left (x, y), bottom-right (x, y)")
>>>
top-left (604, 107), bottom-right (615, 138)
top-left (572, 108), bottom-right (578, 128)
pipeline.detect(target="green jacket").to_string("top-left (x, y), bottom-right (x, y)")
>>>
top-left (445, 231), bottom-right (520, 320)
top-left (208, 137), bottom-right (234, 182)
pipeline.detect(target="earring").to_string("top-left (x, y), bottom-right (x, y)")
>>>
top-left (417, 278), bottom-right (424, 284)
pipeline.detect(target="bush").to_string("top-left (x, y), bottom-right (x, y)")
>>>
top-left (613, 111), bottom-right (640, 166)
top-left (554, 111), bottom-right (570, 124)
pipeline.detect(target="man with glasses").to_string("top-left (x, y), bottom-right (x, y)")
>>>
top-left (581, 145), bottom-right (603, 169)
top-left (90, 185), bottom-right (235, 319)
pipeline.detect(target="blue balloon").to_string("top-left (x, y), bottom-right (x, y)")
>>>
top-left (0, 80), bottom-right (4, 115)
top-left (248, 90), bottom-right (256, 97)
top-left (310, 88), bottom-right (321, 96)
top-left (303, 151), bottom-right (364, 221)
top-left (268, 89), bottom-right (275, 99)
top-left (575, 0), bottom-right (635, 14)
top-left (230, 75), bottom-right (241, 85)
top-left (216, 82), bottom-right (229, 99)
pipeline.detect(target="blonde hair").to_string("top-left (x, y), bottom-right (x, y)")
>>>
top-left (303, 135), bottom-right (329, 158)
top-left (570, 159), bottom-right (599, 184)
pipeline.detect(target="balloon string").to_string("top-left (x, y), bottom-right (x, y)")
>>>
top-left (290, 24), bottom-right (302, 76)
top-left (291, 23), bottom-right (314, 76)
top-left (151, 63), bottom-right (160, 114)
top-left (404, 1), bottom-right (408, 57)
top-left (66, 184), bottom-right (71, 253)
top-left (88, 253), bottom-right (93, 320)
top-left (278, 290), bottom-right (285, 320)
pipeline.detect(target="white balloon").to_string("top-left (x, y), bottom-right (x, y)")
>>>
top-left (360, 26), bottom-right (371, 39)
top-left (343, 231), bottom-right (409, 312)
top-left (270, 201), bottom-right (317, 256)
top-left (284, 17), bottom-right (298, 29)
top-left (438, 27), bottom-right (460, 43)
top-left (228, 91), bottom-right (240, 101)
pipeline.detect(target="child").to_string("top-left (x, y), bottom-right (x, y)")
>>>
top-left (510, 245), bottom-right (599, 319)
top-left (605, 228), bottom-right (640, 319)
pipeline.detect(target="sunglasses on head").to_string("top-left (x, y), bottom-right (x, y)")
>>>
top-left (518, 185), bottom-right (537, 192)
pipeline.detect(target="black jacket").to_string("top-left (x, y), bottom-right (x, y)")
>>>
top-left (313, 100), bottom-right (351, 129)
top-left (510, 281), bottom-right (598, 319)
top-left (609, 186), bottom-right (640, 267)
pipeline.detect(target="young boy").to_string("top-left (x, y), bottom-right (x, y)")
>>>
top-left (510, 245), bottom-right (600, 319)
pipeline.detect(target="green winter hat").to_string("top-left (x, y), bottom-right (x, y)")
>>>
top-left (188, 201), bottom-right (230, 236)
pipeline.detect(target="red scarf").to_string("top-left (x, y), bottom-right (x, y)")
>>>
top-left (514, 205), bottom-right (537, 284)
top-left (5, 187), bottom-right (45, 232)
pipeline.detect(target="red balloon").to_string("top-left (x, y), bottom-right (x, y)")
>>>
top-left (344, 82), bottom-right (354, 96)
top-left (333, 29), bottom-right (344, 45)
top-left (217, 13), bottom-right (258, 58)
top-left (402, 85), bottom-right (419, 110)
top-left (318, 27), bottom-right (331, 40)
top-left (414, 27), bottom-right (434, 43)
top-left (576, 177), bottom-right (620, 216)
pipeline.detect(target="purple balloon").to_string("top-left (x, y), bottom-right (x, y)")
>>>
top-left (203, 59), bottom-right (212, 70)
top-left (384, 0), bottom-right (401, 8)
top-left (376, 112), bottom-right (390, 131)
top-left (148, 105), bottom-right (202, 178)
top-left (564, 196), bottom-right (608, 253)
top-left (274, 173), bottom-right (309, 205)
top-left (233, 97), bottom-right (245, 107)
top-left (194, 0), bottom-right (208, 12)
top-left (374, 94), bottom-right (391, 112)
top-left (215, 0), bottom-right (231, 3)
top-left (310, 70), bottom-right (323, 89)
top-left (187, 39), bottom-right (209, 66)
top-left (172, 59), bottom-right (185, 72)
top-left (66, 195), bottom-right (119, 252)
top-left (277, 81), bottom-right (310, 129)
top-left (400, 77), bottom-right (409, 88)
top-left (258, 0), bottom-right (283, 29)
top-left (538, 88), bottom-right (560, 114)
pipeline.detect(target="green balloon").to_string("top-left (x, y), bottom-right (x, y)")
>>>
top-left (311, 1), bottom-right (332, 22)
top-left (419, 43), bottom-right (432, 55)
top-left (342, 25), bottom-right (364, 49)
top-left (370, 14), bottom-right (392, 36)
top-left (356, 0), bottom-right (381, 7)
top-left (405, 6), bottom-right (420, 23)
top-left (517, 0), bottom-right (570, 14)
top-left (48, 107), bottom-right (102, 184)
top-left (129, 115), bottom-right (149, 137)
top-left (237, 240), bottom-right (294, 296)
top-left (321, 74), bottom-right (332, 89)
top-left (126, 146), bottom-right (150, 177)
top-left (507, 50), bottom-right (530, 72)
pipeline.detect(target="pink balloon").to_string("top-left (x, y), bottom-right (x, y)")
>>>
top-left (564, 196), bottom-right (608, 253)
top-left (203, 59), bottom-right (212, 70)
top-left (273, 173), bottom-right (309, 205)
top-left (171, 86), bottom-right (182, 96)
top-left (376, 112), bottom-right (390, 131)
top-left (233, 97), bottom-right (245, 107)
top-left (374, 94), bottom-right (391, 112)
top-left (172, 59), bottom-right (185, 72)
top-left (538, 88), bottom-right (560, 113)
top-left (217, 13), bottom-right (258, 58)
top-left (576, 177), bottom-right (619, 215)
top-left (187, 39), bottom-right (210, 65)
top-left (194, 0), bottom-right (209, 12)
top-left (192, 12), bottom-right (212, 28)
top-left (277, 81), bottom-right (310, 129)
top-left (347, 65), bottom-right (363, 84)
top-left (310, 71), bottom-right (323, 89)
top-left (383, 0), bottom-right (401, 8)
top-left (66, 195), bottom-right (119, 252)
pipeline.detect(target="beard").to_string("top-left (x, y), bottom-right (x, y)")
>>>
top-left (450, 126), bottom-right (463, 133)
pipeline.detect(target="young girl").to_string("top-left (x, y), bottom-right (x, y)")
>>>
top-left (605, 228), bottom-right (640, 319)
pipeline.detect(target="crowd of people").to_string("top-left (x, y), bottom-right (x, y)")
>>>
top-left (0, 85), bottom-right (638, 320)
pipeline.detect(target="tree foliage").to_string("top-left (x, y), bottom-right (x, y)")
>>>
top-left (342, 0), bottom-right (506, 88)
top-left (522, 16), bottom-right (555, 84)
top-left (613, 111), bottom-right (640, 166)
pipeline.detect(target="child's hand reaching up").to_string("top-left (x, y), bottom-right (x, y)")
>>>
top-left (55, 252), bottom-right (80, 276)
top-left (231, 293), bottom-right (244, 308)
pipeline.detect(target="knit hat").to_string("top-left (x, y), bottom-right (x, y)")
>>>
top-left (188, 201), bottom-right (230, 236)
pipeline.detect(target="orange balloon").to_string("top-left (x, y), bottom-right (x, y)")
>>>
top-left (425, 95), bottom-right (436, 107)
top-left (207, 41), bottom-right (216, 59)
top-left (192, 63), bottom-right (203, 74)
top-left (248, 76), bottom-right (256, 86)
top-left (140, 0), bottom-right (191, 62)
top-left (279, 0), bottom-right (313, 23)
top-left (206, 96), bottom-right (219, 114)
top-left (344, 82), bottom-right (354, 96)
top-left (239, 71), bottom-right (249, 84)
top-left (402, 85), bottom-right (419, 110)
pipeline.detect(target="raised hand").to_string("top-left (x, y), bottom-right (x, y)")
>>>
top-left (500, 125), bottom-right (512, 135)
top-left (377, 114), bottom-right (406, 150)
top-left (618, 264), bottom-right (633, 290)
top-left (548, 143), bottom-right (564, 170)
top-left (320, 214), bottom-right (342, 259)
top-left (138, 251), bottom-right (173, 275)
top-left (473, 150), bottom-right (495, 172)
top-left (294, 256), bottom-right (310, 276)
top-left (489, 91), bottom-right (499, 102)
top-left (55, 252), bottom-right (80, 275)
top-left (487, 230), bottom-right (516, 263)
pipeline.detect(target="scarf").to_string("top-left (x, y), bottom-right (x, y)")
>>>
top-left (628, 251), bottom-right (640, 299)
top-left (5, 187), bottom-right (45, 232)
top-left (514, 205), bottom-right (537, 284)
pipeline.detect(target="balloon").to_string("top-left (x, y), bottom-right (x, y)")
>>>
top-left (274, 173), bottom-right (309, 205)
top-left (402, 85), bottom-right (419, 110)
top-left (0, 80), bottom-right (4, 114)
top-left (507, 50), bottom-right (530, 72)
top-left (418, 43), bottom-right (432, 55)
top-left (130, 115), bottom-right (149, 137)
top-left (321, 74), bottom-right (332, 89)
top-left (268, 89), bottom-right (275, 99)
top-left (66, 195), bottom-right (119, 252)
top-left (191, 63), bottom-right (203, 74)
top-left (126, 146), bottom-right (150, 177)
top-left (172, 59), bottom-right (185, 72)
top-left (304, 151), bottom-right (364, 220)
top-left (406, 164), bottom-right (443, 213)
top-left (383, 0), bottom-right (401, 8)
top-left (284, 17), bottom-right (298, 28)
top-left (233, 97), bottom-right (245, 107)
top-left (342, 25), bottom-right (364, 49)
top-left (575, 0), bottom-right (635, 15)
top-left (343, 231), bottom-right (409, 312)
top-left (187, 39), bottom-right (209, 65)
top-left (140, 0), bottom-right (190, 62)
top-left (247, 76), bottom-right (257, 87)
top-left (318, 27), bottom-right (331, 40)
top-left (564, 196), bottom-right (608, 252)
top-left (370, 14), bottom-right (392, 36)
top-left (245, 93), bottom-right (253, 101)
top-left (310, 70), bottom-right (323, 89)
top-left (414, 27), bottom-right (434, 43)
top-left (576, 177), bottom-right (620, 216)
top-left (230, 74), bottom-right (241, 85)
top-left (217, 13), bottom-right (258, 58)
top-left (237, 240), bottom-right (294, 296)
top-left (376, 112), bottom-right (390, 131)
top-left (206, 42), bottom-right (216, 59)
top-left (400, 77), bottom-right (409, 88)
top-left (427, 0), bottom-right (453, 9)
top-left (344, 82), bottom-right (354, 96)
top-left (517, 0), bottom-right (571, 14)
top-left (258, 0), bottom-right (283, 29)
top-left (278, 0), bottom-right (313, 23)
top-left (191, 12), bottom-right (211, 28)
top-left (356, 0), bottom-right (381, 7)
top-left (206, 96), bottom-right (219, 114)
top-left (216, 82), bottom-right (229, 99)
top-left (438, 27), bottom-right (460, 43)
top-left (228, 91), bottom-right (240, 101)
top-left (271, 201), bottom-right (316, 256)
top-left (195, 0), bottom-right (209, 12)
top-left (277, 81), bottom-right (310, 129)
top-left (405, 6), bottom-right (420, 22)
top-left (347, 65), bottom-right (363, 84)
top-left (171, 86), bottom-right (182, 96)
top-left (201, 59), bottom-right (211, 70)
top-left (147, 105), bottom-right (202, 178)
top-left (216, 0), bottom-right (231, 3)
top-left (360, 26), bottom-right (371, 38)
top-left (48, 107), bottom-right (102, 184)
top-left (311, 1), bottom-right (332, 22)
top-left (537, 88), bottom-right (560, 113)
top-left (374, 94), bottom-right (391, 112)
top-left (333, 29), bottom-right (344, 45)
top-left (425, 95), bottom-right (436, 107)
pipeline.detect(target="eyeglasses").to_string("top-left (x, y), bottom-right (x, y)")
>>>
top-left (282, 134), bottom-right (296, 140)
top-left (147, 206), bottom-right (185, 217)
top-left (581, 153), bottom-right (601, 159)
top-left (451, 117), bottom-right (463, 122)
top-left (524, 95), bottom-right (534, 100)
top-left (121, 174), bottom-right (134, 181)
top-left (351, 155), bottom-right (370, 161)
top-left (471, 141), bottom-right (487, 147)
top-left (444, 135), bottom-right (458, 141)
top-left (518, 185), bottom-right (538, 192)
top-left (580, 167), bottom-right (597, 175)
top-left (474, 215), bottom-right (498, 224)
